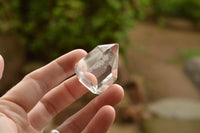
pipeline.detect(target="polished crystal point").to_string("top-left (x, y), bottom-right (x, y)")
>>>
top-left (75, 43), bottom-right (119, 94)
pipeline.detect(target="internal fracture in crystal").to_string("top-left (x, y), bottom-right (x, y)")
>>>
top-left (75, 43), bottom-right (119, 94)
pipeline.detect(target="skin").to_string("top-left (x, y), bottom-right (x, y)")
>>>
top-left (0, 50), bottom-right (124, 133)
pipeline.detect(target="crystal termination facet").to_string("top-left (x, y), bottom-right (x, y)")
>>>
top-left (75, 43), bottom-right (119, 94)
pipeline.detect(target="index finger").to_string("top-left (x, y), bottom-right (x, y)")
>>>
top-left (2, 49), bottom-right (87, 112)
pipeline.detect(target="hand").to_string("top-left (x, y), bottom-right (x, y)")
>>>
top-left (0, 50), bottom-right (124, 133)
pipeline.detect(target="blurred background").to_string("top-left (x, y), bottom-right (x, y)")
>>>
top-left (1, 0), bottom-right (200, 133)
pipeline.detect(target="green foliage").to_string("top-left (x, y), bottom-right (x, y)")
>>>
top-left (151, 0), bottom-right (200, 21)
top-left (180, 48), bottom-right (200, 63)
top-left (1, 0), bottom-right (200, 61)
top-left (128, 0), bottom-right (151, 20)
top-left (0, 0), bottom-right (134, 60)
top-left (183, 0), bottom-right (200, 21)
top-left (0, 0), bottom-right (19, 32)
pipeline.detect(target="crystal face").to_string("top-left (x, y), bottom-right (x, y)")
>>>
top-left (75, 43), bottom-right (119, 94)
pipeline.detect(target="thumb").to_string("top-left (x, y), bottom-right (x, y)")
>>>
top-left (0, 55), bottom-right (4, 79)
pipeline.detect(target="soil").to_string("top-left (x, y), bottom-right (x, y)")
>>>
top-left (126, 22), bottom-right (200, 102)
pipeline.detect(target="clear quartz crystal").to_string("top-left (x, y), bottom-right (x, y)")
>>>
top-left (75, 43), bottom-right (119, 94)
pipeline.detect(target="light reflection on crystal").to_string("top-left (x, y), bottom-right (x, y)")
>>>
top-left (75, 43), bottom-right (119, 94)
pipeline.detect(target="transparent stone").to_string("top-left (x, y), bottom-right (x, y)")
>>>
top-left (75, 43), bottom-right (119, 94)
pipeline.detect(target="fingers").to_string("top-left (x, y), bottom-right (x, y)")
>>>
top-left (82, 105), bottom-right (115, 133)
top-left (2, 49), bottom-right (87, 112)
top-left (57, 84), bottom-right (124, 133)
top-left (0, 113), bottom-right (18, 133)
top-left (0, 55), bottom-right (4, 79)
top-left (28, 76), bottom-right (88, 131)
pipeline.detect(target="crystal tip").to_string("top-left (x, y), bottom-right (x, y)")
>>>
top-left (110, 43), bottom-right (119, 54)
